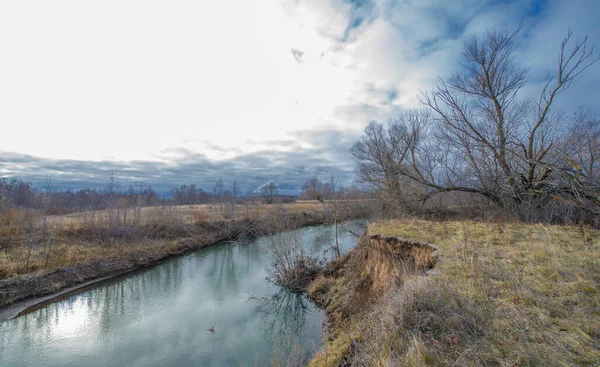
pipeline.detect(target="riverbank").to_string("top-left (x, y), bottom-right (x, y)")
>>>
top-left (0, 207), bottom-right (331, 316)
top-left (306, 219), bottom-right (600, 366)
top-left (0, 224), bottom-right (346, 367)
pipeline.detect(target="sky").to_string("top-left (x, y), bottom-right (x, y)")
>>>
top-left (1, 0), bottom-right (599, 194)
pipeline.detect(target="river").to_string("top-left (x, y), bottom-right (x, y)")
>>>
top-left (0, 224), bottom-right (358, 366)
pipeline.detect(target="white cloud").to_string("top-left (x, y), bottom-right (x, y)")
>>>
top-left (0, 0), bottom-right (598, 190)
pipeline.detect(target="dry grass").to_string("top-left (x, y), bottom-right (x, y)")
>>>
top-left (310, 219), bottom-right (600, 366)
top-left (0, 202), bottom-right (335, 308)
top-left (307, 234), bottom-right (438, 367)
top-left (0, 238), bottom-right (168, 278)
top-left (46, 201), bottom-right (326, 229)
top-left (0, 201), bottom-right (327, 280)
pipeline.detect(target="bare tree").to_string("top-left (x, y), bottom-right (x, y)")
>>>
top-left (328, 175), bottom-right (341, 257)
top-left (351, 109), bottom-right (431, 215)
top-left (242, 185), bottom-right (260, 220)
top-left (213, 178), bottom-right (229, 219)
top-left (23, 210), bottom-right (38, 270)
top-left (260, 181), bottom-right (279, 204)
top-left (127, 181), bottom-right (145, 226)
top-left (562, 109), bottom-right (600, 182)
top-left (420, 26), bottom-right (598, 209)
top-left (103, 172), bottom-right (122, 239)
top-left (212, 179), bottom-right (240, 220)
top-left (353, 26), bottom-right (599, 218)
top-left (301, 176), bottom-right (326, 202)
top-left (229, 180), bottom-right (239, 219)
top-left (551, 109), bottom-right (600, 217)
top-left (40, 177), bottom-right (54, 267)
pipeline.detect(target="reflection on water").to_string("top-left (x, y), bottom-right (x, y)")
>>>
top-left (0, 224), bottom-right (357, 367)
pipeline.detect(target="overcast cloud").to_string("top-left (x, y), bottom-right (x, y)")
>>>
top-left (1, 0), bottom-right (599, 193)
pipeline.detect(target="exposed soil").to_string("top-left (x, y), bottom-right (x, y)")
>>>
top-left (306, 234), bottom-right (439, 365)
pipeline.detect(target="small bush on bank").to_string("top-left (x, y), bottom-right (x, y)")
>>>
top-left (265, 230), bottom-right (323, 292)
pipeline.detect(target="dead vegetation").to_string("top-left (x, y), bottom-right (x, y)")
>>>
top-left (307, 233), bottom-right (438, 366)
top-left (307, 219), bottom-right (600, 366)
top-left (0, 202), bottom-right (333, 309)
top-left (0, 202), bottom-right (328, 277)
top-left (265, 237), bottom-right (323, 292)
top-left (263, 212), bottom-right (324, 292)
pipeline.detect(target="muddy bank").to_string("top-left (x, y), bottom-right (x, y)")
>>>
top-left (0, 233), bottom-right (219, 321)
top-left (306, 234), bottom-right (439, 366)
top-left (0, 212), bottom-right (328, 318)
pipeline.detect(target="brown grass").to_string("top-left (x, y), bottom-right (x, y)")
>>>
top-left (309, 219), bottom-right (600, 366)
top-left (1, 238), bottom-right (165, 278)
top-left (46, 201), bottom-right (326, 229)
top-left (307, 233), bottom-right (438, 366)
top-left (0, 201), bottom-right (333, 308)
top-left (0, 201), bottom-right (327, 280)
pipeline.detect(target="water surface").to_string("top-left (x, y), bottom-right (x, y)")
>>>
top-left (0, 225), bottom-right (357, 366)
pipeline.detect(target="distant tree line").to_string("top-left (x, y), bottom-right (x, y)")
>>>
top-left (0, 175), bottom-right (324, 215)
top-left (299, 176), bottom-right (364, 202)
top-left (0, 177), bottom-right (162, 214)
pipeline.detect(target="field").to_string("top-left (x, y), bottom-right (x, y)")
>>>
top-left (0, 201), bottom-right (332, 308)
top-left (5, 199), bottom-right (598, 366)
top-left (308, 218), bottom-right (600, 366)
top-left (1, 201), bottom-right (327, 276)
top-left (47, 200), bottom-right (326, 227)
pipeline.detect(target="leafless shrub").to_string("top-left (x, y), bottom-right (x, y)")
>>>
top-left (192, 207), bottom-right (211, 224)
top-left (265, 228), bottom-right (323, 292)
